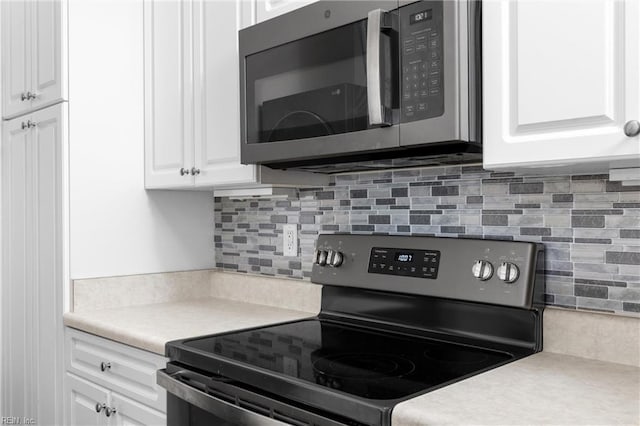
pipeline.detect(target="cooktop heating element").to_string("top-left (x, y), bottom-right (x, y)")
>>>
top-left (160, 235), bottom-right (544, 426)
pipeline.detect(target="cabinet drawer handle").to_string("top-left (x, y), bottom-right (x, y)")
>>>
top-left (105, 407), bottom-right (117, 417)
top-left (27, 92), bottom-right (37, 100)
top-left (21, 92), bottom-right (28, 101)
top-left (624, 120), bottom-right (640, 137)
top-left (179, 167), bottom-right (190, 176)
top-left (95, 403), bottom-right (105, 413)
top-left (100, 361), bottom-right (111, 372)
top-left (191, 167), bottom-right (201, 176)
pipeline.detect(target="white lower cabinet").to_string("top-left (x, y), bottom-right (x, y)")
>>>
top-left (64, 328), bottom-right (167, 426)
top-left (67, 374), bottom-right (109, 426)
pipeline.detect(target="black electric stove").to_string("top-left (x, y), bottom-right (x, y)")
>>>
top-left (159, 235), bottom-right (545, 426)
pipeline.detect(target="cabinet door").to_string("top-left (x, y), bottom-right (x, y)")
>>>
top-left (255, 0), bottom-right (317, 23)
top-left (31, 0), bottom-right (67, 111)
top-left (483, 0), bottom-right (640, 170)
top-left (1, 114), bottom-right (32, 417)
top-left (193, 0), bottom-right (257, 187)
top-left (66, 373), bottom-right (109, 426)
top-left (144, 0), bottom-right (195, 189)
top-left (1, 104), bottom-right (67, 424)
top-left (110, 393), bottom-right (166, 426)
top-left (31, 104), bottom-right (67, 424)
top-left (1, 0), bottom-right (31, 119)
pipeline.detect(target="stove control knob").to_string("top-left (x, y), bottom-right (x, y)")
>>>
top-left (327, 250), bottom-right (344, 267)
top-left (471, 260), bottom-right (493, 281)
top-left (497, 262), bottom-right (520, 283)
top-left (315, 250), bottom-right (328, 266)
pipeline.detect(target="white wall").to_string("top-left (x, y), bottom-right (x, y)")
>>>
top-left (68, 0), bottom-right (214, 279)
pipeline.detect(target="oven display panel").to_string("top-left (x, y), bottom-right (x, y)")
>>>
top-left (368, 247), bottom-right (440, 279)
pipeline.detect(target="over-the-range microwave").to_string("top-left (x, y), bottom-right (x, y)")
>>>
top-left (239, 0), bottom-right (481, 173)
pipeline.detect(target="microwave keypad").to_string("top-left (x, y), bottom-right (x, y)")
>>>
top-left (400, 2), bottom-right (444, 122)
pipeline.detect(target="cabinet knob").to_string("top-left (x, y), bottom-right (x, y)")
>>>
top-left (27, 92), bottom-right (37, 100)
top-left (21, 92), bottom-right (28, 101)
top-left (105, 407), bottom-right (117, 417)
top-left (100, 361), bottom-right (111, 372)
top-left (179, 167), bottom-right (190, 176)
top-left (95, 403), bottom-right (105, 413)
top-left (624, 120), bottom-right (640, 137)
top-left (191, 167), bottom-right (201, 176)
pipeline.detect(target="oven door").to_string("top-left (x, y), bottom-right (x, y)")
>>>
top-left (157, 367), bottom-right (351, 426)
top-left (240, 0), bottom-right (400, 166)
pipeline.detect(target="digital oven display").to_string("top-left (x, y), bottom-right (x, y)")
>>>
top-left (395, 253), bottom-right (414, 263)
top-left (410, 9), bottom-right (433, 25)
top-left (369, 247), bottom-right (441, 279)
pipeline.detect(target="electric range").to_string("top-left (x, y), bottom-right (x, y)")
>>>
top-left (158, 234), bottom-right (544, 426)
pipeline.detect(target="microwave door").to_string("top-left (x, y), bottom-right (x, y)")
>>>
top-left (240, 1), bottom-right (401, 167)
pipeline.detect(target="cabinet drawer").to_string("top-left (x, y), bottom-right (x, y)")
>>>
top-left (65, 327), bottom-right (167, 412)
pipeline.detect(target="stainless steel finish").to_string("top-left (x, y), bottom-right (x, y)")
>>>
top-left (100, 362), bottom-right (111, 372)
top-left (157, 369), bottom-right (285, 426)
top-left (318, 250), bottom-right (328, 266)
top-left (95, 403), bottom-right (105, 413)
top-left (312, 235), bottom-right (542, 309)
top-left (239, 0), bottom-right (399, 165)
top-left (327, 250), bottom-right (344, 267)
top-left (471, 260), bottom-right (493, 281)
top-left (179, 167), bottom-right (190, 176)
top-left (624, 120), bottom-right (640, 137)
top-left (367, 9), bottom-right (385, 126)
top-left (497, 262), bottom-right (519, 284)
top-left (105, 407), bottom-right (117, 417)
top-left (190, 167), bottom-right (201, 176)
top-left (400, 0), bottom-right (471, 146)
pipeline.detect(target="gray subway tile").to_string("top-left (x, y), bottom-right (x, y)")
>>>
top-left (571, 216), bottom-right (605, 228)
top-left (606, 251), bottom-right (640, 265)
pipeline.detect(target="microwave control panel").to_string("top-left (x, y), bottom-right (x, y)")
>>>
top-left (399, 1), bottom-right (444, 122)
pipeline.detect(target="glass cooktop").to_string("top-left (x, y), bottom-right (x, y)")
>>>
top-left (183, 319), bottom-right (513, 401)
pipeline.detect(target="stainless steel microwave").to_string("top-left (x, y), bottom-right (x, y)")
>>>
top-left (239, 0), bottom-right (481, 173)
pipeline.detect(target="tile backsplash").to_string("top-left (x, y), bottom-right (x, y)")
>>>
top-left (215, 165), bottom-right (640, 316)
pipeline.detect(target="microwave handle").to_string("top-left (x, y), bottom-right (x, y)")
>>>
top-left (367, 9), bottom-right (392, 127)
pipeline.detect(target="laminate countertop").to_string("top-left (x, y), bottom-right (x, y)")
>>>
top-left (64, 271), bottom-right (640, 425)
top-left (392, 351), bottom-right (640, 425)
top-left (63, 297), bottom-right (315, 355)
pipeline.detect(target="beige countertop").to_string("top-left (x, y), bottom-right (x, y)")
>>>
top-left (63, 297), bottom-right (315, 355)
top-left (393, 351), bottom-right (640, 425)
top-left (64, 271), bottom-right (640, 425)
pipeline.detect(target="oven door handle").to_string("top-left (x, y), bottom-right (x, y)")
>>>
top-left (157, 369), bottom-right (285, 426)
top-left (367, 9), bottom-right (392, 127)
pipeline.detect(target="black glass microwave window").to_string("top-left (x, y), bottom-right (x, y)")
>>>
top-left (245, 19), bottom-right (397, 144)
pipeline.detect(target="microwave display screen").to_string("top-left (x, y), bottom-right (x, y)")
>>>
top-left (410, 9), bottom-right (432, 25)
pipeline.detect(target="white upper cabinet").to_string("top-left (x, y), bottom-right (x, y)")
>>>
top-left (144, 0), bottom-right (195, 189)
top-left (483, 0), bottom-right (640, 171)
top-left (192, 0), bottom-right (256, 187)
top-left (255, 0), bottom-right (317, 23)
top-left (144, 0), bottom-right (328, 191)
top-left (1, 0), bottom-right (67, 119)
